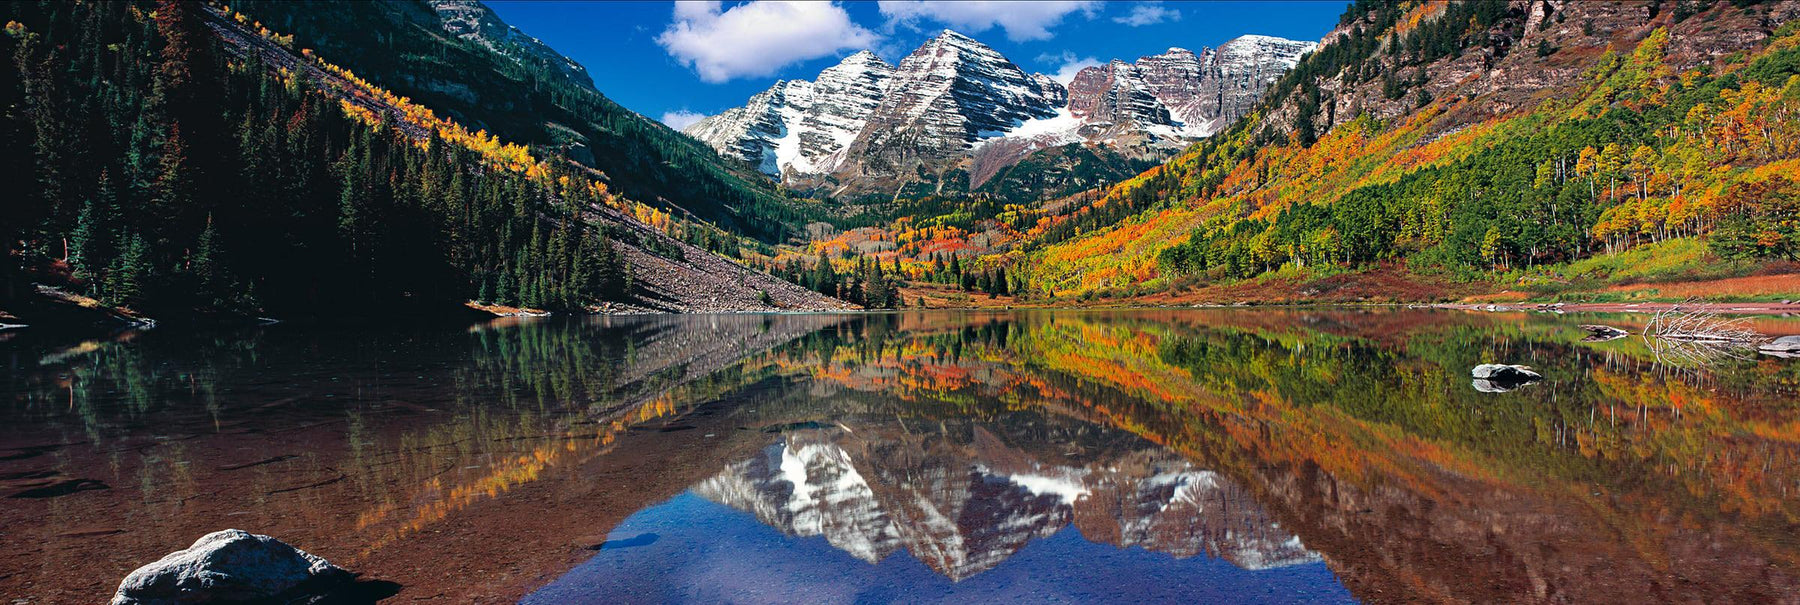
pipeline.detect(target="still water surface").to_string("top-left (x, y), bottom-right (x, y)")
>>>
top-left (2, 310), bottom-right (1798, 603)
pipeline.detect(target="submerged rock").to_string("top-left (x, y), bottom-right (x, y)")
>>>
top-left (1471, 364), bottom-right (1543, 392)
top-left (1578, 324), bottom-right (1629, 342)
top-left (1762, 335), bottom-right (1800, 358)
top-left (1472, 364), bottom-right (1543, 380)
top-left (111, 529), bottom-right (352, 605)
top-left (7, 477), bottom-right (109, 498)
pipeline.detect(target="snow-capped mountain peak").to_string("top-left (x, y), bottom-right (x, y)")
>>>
top-left (683, 51), bottom-right (895, 179)
top-left (685, 29), bottom-right (1313, 193)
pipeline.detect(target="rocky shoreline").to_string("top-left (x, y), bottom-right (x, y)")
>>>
top-left (1425, 300), bottom-right (1800, 316)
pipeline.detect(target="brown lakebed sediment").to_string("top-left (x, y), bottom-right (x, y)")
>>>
top-left (0, 399), bottom-right (776, 603)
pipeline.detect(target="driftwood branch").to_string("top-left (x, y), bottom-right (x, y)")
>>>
top-left (1646, 336), bottom-right (1754, 370)
top-left (1639, 302), bottom-right (1768, 370)
top-left (1641, 304), bottom-right (1764, 343)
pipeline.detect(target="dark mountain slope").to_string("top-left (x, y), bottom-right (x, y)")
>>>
top-left (974, 143), bottom-right (1160, 207)
top-left (0, 0), bottom-right (847, 326)
top-left (232, 0), bottom-right (812, 243)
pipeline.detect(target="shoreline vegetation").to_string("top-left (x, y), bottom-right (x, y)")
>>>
top-left (4, 269), bottom-right (1794, 340)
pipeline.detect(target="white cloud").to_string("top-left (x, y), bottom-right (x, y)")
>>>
top-left (878, 1), bottom-right (1100, 42)
top-left (1039, 51), bottom-right (1102, 85)
top-left (660, 110), bottom-right (707, 130)
top-left (658, 1), bottom-right (880, 83)
top-left (1113, 2), bottom-right (1181, 27)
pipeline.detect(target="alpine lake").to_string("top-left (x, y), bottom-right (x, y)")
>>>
top-left (3, 308), bottom-right (1799, 603)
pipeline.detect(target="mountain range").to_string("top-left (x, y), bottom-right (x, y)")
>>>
top-left (687, 30), bottom-right (1315, 197)
top-left (4, 0), bottom-right (1797, 326)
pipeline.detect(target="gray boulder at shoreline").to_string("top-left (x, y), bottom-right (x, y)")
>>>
top-left (111, 529), bottom-right (352, 605)
top-left (1762, 335), bottom-right (1800, 357)
top-left (1472, 364), bottom-right (1543, 381)
top-left (1471, 364), bottom-right (1543, 392)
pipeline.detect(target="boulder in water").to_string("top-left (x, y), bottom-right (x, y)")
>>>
top-left (1761, 335), bottom-right (1800, 358)
top-left (1578, 324), bottom-right (1629, 342)
top-left (1472, 364), bottom-right (1542, 381)
top-left (1471, 364), bottom-right (1542, 392)
top-left (111, 529), bottom-right (352, 605)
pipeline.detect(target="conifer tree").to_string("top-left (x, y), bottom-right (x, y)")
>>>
top-left (189, 216), bottom-right (236, 310)
top-left (107, 233), bottom-right (151, 305)
top-left (68, 171), bottom-right (117, 284)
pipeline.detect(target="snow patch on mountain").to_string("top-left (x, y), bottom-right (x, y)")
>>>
top-left (999, 468), bottom-right (1091, 503)
top-left (972, 107), bottom-right (1084, 149)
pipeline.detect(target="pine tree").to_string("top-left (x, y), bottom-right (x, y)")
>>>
top-left (811, 258), bottom-right (838, 297)
top-left (862, 259), bottom-right (890, 309)
top-left (107, 233), bottom-right (151, 306)
top-left (1294, 87), bottom-right (1320, 147)
top-left (336, 138), bottom-right (367, 259)
top-left (152, 124), bottom-right (195, 241)
top-left (68, 171), bottom-right (117, 284)
top-left (589, 230), bottom-right (630, 302)
top-left (151, 0), bottom-right (202, 108)
top-left (497, 266), bottom-right (516, 305)
top-left (190, 215), bottom-right (232, 310)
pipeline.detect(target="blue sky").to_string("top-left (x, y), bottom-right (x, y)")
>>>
top-left (485, 1), bottom-right (1350, 129)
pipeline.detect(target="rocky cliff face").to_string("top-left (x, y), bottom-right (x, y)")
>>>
top-left (1066, 59), bottom-right (1175, 138)
top-left (966, 35), bottom-right (1313, 188)
top-left (1197, 35), bottom-right (1319, 123)
top-left (1274, 0), bottom-right (1800, 151)
top-left (687, 29), bottom-right (1313, 195)
top-left (1065, 36), bottom-right (1317, 142)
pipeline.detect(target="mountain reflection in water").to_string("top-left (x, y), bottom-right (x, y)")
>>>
top-left (695, 431), bottom-right (1319, 578)
top-left (526, 415), bottom-right (1344, 603)
top-left (3, 309), bottom-right (1799, 603)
